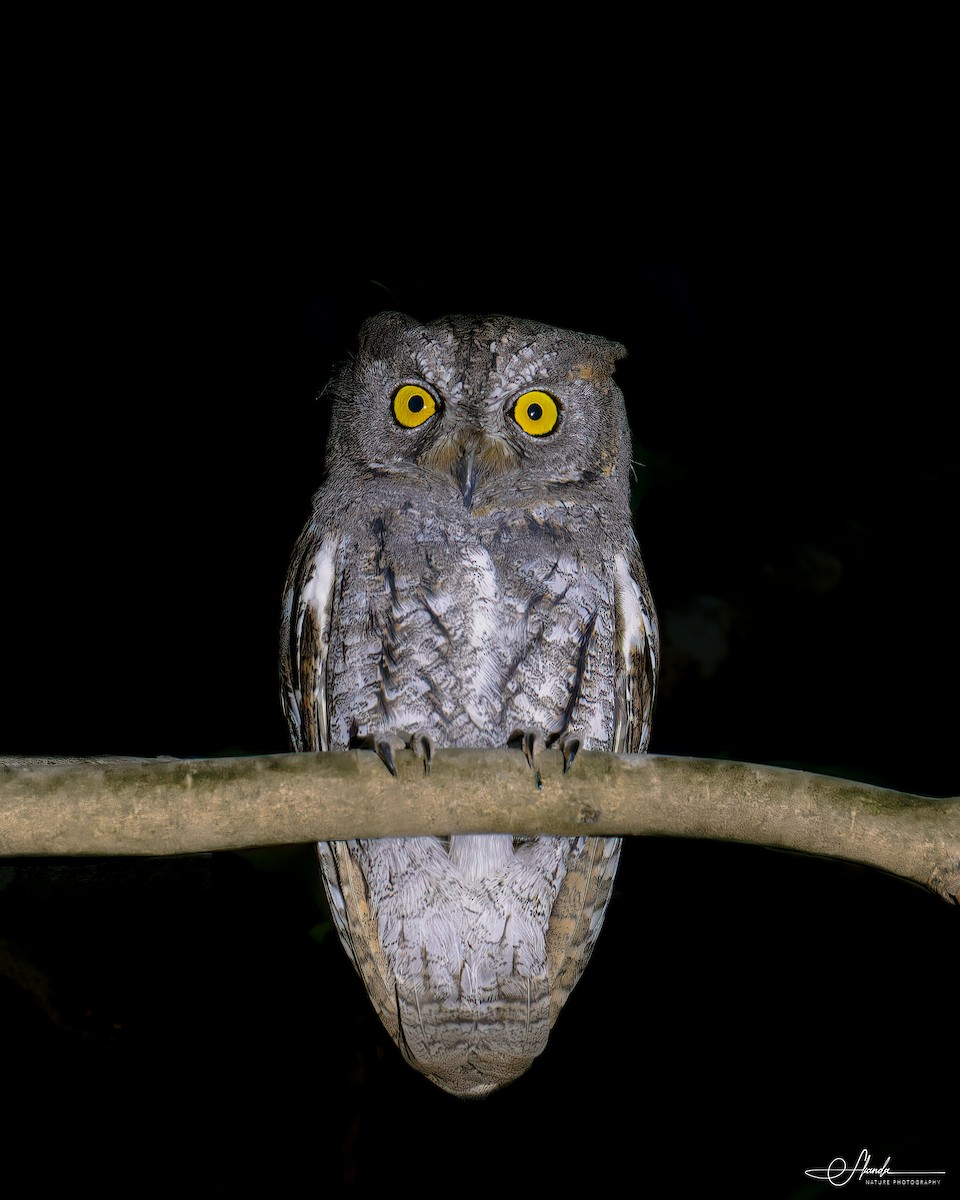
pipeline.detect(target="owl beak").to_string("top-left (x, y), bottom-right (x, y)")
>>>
top-left (457, 447), bottom-right (479, 508)
top-left (420, 432), bottom-right (515, 509)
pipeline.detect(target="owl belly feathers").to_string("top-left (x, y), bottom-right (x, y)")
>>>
top-left (327, 502), bottom-right (620, 755)
top-left (280, 311), bottom-right (657, 1097)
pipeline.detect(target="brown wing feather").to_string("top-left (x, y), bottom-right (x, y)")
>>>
top-left (318, 841), bottom-right (401, 1045)
top-left (546, 547), bottom-right (658, 1023)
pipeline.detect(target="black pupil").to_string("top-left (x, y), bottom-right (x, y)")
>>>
top-left (526, 402), bottom-right (543, 421)
top-left (409, 394), bottom-right (425, 413)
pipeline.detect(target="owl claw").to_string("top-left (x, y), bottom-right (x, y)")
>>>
top-left (357, 731), bottom-right (433, 776)
top-left (507, 730), bottom-right (547, 789)
top-left (374, 737), bottom-right (400, 777)
top-left (411, 732), bottom-right (433, 776)
top-left (559, 734), bottom-right (581, 773)
top-left (516, 730), bottom-right (544, 770)
top-left (510, 729), bottom-right (582, 776)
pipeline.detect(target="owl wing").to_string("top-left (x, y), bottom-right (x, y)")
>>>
top-left (280, 532), bottom-right (337, 755)
top-left (315, 840), bottom-right (404, 1051)
top-left (280, 533), bottom-right (406, 1037)
top-left (545, 549), bottom-right (658, 1021)
top-left (612, 549), bottom-right (659, 756)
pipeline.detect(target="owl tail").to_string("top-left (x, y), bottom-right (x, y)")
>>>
top-left (317, 834), bottom-right (617, 1097)
top-left (394, 975), bottom-right (553, 1098)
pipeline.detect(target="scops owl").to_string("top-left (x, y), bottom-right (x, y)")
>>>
top-left (280, 311), bottom-right (657, 1097)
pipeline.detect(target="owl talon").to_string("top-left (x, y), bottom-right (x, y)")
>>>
top-left (411, 732), bottom-right (433, 776)
top-left (510, 729), bottom-right (582, 774)
top-left (354, 730), bottom-right (434, 776)
top-left (508, 729), bottom-right (548, 787)
top-left (560, 735), bottom-right (581, 773)
top-left (375, 737), bottom-right (400, 777)
top-left (519, 730), bottom-right (544, 769)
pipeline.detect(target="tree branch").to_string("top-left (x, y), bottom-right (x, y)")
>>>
top-left (1, 751), bottom-right (957, 903)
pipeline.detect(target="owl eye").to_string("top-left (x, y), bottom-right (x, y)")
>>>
top-left (393, 383), bottom-right (438, 428)
top-left (512, 390), bottom-right (559, 436)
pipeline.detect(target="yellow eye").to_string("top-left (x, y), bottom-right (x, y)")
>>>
top-left (512, 390), bottom-right (559, 436)
top-left (393, 383), bottom-right (437, 428)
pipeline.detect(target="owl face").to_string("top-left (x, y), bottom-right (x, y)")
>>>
top-left (323, 311), bottom-right (631, 512)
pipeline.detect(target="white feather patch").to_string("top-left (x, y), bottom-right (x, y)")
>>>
top-left (301, 541), bottom-right (337, 620)
top-left (298, 538), bottom-right (338, 752)
top-left (614, 552), bottom-right (652, 662)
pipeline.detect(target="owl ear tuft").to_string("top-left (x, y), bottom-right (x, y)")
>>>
top-left (357, 311), bottom-right (421, 354)
top-left (596, 336), bottom-right (628, 366)
top-left (568, 335), bottom-right (627, 384)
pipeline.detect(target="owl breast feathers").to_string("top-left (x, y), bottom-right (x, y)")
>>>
top-left (280, 311), bottom-right (657, 1096)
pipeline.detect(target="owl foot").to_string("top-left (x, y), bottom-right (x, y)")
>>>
top-left (517, 730), bottom-right (545, 770)
top-left (507, 730), bottom-right (544, 790)
top-left (509, 729), bottom-right (581, 788)
top-left (555, 732), bottom-right (581, 773)
top-left (353, 729), bottom-right (434, 776)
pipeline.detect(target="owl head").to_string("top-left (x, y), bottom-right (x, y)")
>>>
top-left (321, 311), bottom-right (632, 513)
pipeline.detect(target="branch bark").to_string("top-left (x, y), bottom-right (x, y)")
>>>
top-left (1, 751), bottom-right (957, 903)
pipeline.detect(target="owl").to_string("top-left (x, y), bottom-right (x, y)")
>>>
top-left (280, 311), bottom-right (657, 1097)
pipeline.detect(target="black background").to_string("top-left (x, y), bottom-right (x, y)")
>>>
top-left (2, 212), bottom-right (957, 1198)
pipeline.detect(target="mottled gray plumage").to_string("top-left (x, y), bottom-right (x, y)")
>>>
top-left (280, 311), bottom-right (657, 1096)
